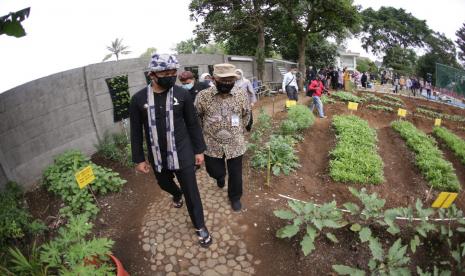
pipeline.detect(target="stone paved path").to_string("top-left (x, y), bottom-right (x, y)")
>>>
top-left (139, 169), bottom-right (259, 275)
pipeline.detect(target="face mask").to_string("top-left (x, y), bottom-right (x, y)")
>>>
top-left (182, 83), bottom-right (194, 90)
top-left (155, 76), bottom-right (177, 90)
top-left (216, 82), bottom-right (235, 94)
top-left (292, 71), bottom-right (297, 75)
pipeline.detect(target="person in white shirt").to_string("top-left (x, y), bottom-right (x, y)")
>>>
top-left (282, 65), bottom-right (299, 101)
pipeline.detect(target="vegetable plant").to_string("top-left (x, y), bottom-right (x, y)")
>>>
top-left (42, 150), bottom-right (126, 219)
top-left (391, 120), bottom-right (460, 192)
top-left (330, 115), bottom-right (384, 184)
top-left (433, 127), bottom-right (465, 165)
top-left (367, 105), bottom-right (394, 112)
top-left (332, 91), bottom-right (364, 103)
top-left (106, 75), bottom-right (130, 122)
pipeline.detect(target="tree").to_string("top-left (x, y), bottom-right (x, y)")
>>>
top-left (189, 0), bottom-right (277, 81)
top-left (275, 0), bottom-right (360, 90)
top-left (275, 32), bottom-right (339, 70)
top-left (0, 7), bottom-right (30, 37)
top-left (356, 57), bottom-right (377, 73)
top-left (174, 39), bottom-right (199, 54)
top-left (102, 38), bottom-right (131, 61)
top-left (360, 7), bottom-right (431, 55)
top-left (416, 32), bottom-right (461, 84)
top-left (456, 22), bottom-right (465, 64)
top-left (139, 47), bottom-right (157, 60)
top-left (382, 46), bottom-right (417, 76)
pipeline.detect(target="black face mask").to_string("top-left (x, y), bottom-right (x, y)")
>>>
top-left (216, 82), bottom-right (235, 94)
top-left (155, 76), bottom-right (177, 90)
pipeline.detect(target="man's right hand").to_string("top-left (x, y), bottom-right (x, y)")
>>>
top-left (135, 161), bottom-right (150, 174)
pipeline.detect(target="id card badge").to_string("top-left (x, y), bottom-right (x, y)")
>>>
top-left (231, 114), bottom-right (240, 127)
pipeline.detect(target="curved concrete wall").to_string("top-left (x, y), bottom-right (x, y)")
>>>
top-left (0, 54), bottom-right (290, 189)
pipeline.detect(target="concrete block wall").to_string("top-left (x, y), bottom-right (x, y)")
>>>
top-left (0, 54), bottom-right (294, 190)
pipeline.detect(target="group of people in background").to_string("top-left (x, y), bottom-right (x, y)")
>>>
top-left (385, 72), bottom-right (433, 98)
top-left (130, 53), bottom-right (256, 249)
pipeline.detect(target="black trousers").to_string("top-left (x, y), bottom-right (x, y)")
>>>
top-left (152, 165), bottom-right (205, 229)
top-left (285, 86), bottom-right (298, 101)
top-left (205, 155), bottom-right (243, 202)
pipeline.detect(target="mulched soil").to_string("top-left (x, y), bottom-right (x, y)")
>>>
top-left (23, 90), bottom-right (465, 275)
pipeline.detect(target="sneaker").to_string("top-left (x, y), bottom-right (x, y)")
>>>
top-left (231, 200), bottom-right (242, 212)
top-left (196, 227), bottom-right (212, 248)
top-left (319, 116), bottom-right (327, 119)
top-left (172, 197), bottom-right (183, 208)
top-left (217, 178), bottom-right (225, 189)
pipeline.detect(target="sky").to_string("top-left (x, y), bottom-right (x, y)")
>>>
top-left (1, 0), bottom-right (464, 93)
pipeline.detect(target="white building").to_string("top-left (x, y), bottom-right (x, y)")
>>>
top-left (335, 50), bottom-right (360, 71)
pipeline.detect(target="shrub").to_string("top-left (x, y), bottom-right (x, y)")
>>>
top-left (287, 104), bottom-right (315, 130)
top-left (433, 127), bottom-right (465, 165)
top-left (391, 121), bottom-right (460, 192)
top-left (251, 135), bottom-right (300, 176)
top-left (280, 119), bottom-right (299, 136)
top-left (42, 150), bottom-right (127, 219)
top-left (330, 115), bottom-right (384, 184)
top-left (0, 182), bottom-right (45, 247)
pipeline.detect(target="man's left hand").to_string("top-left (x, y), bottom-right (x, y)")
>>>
top-left (195, 154), bottom-right (204, 165)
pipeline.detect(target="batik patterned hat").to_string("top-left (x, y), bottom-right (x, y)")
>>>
top-left (147, 53), bottom-right (180, 72)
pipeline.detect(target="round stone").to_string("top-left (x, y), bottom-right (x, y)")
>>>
top-left (184, 252), bottom-right (194, 259)
top-left (151, 265), bottom-right (157, 271)
top-left (166, 247), bottom-right (176, 255)
top-left (203, 269), bottom-right (220, 276)
top-left (188, 266), bottom-right (201, 275)
top-left (212, 252), bottom-right (219, 259)
top-left (207, 259), bottom-right (218, 267)
top-left (172, 239), bottom-right (182, 248)
top-left (157, 244), bottom-right (165, 252)
top-left (223, 234), bottom-right (230, 241)
top-left (165, 264), bottom-right (173, 272)
top-left (236, 256), bottom-right (245, 262)
top-left (167, 272), bottom-right (177, 276)
top-left (191, 258), bottom-right (199, 266)
top-left (143, 244), bottom-right (151, 252)
top-left (218, 256), bottom-right (227, 264)
top-left (214, 264), bottom-right (229, 275)
top-left (227, 260), bottom-right (237, 267)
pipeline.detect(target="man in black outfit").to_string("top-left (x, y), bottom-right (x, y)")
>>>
top-left (178, 70), bottom-right (210, 102)
top-left (129, 53), bottom-right (212, 247)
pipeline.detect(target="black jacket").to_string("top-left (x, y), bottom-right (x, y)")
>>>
top-left (129, 85), bottom-right (206, 169)
top-left (189, 81), bottom-right (210, 102)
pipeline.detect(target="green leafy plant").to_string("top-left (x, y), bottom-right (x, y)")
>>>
top-left (250, 108), bottom-right (272, 144)
top-left (416, 108), bottom-right (465, 122)
top-left (391, 120), bottom-right (460, 192)
top-left (275, 200), bottom-right (347, 256)
top-left (96, 132), bottom-right (134, 167)
top-left (280, 119), bottom-right (299, 137)
top-left (321, 95), bottom-right (336, 104)
top-left (330, 115), bottom-right (384, 184)
top-left (0, 242), bottom-right (48, 276)
top-left (333, 235), bottom-right (410, 276)
top-left (0, 182), bottom-right (45, 246)
top-left (367, 105), bottom-right (394, 112)
top-left (39, 215), bottom-right (114, 275)
top-left (42, 150), bottom-right (126, 219)
top-left (251, 135), bottom-right (300, 176)
top-left (332, 91), bottom-right (365, 103)
top-left (383, 94), bottom-right (404, 104)
top-left (433, 127), bottom-right (465, 165)
top-left (362, 93), bottom-right (403, 108)
top-left (106, 75), bottom-right (130, 122)
top-left (286, 104), bottom-right (315, 130)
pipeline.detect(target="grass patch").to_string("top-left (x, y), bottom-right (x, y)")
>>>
top-left (367, 105), bottom-right (394, 112)
top-left (433, 127), bottom-right (465, 165)
top-left (391, 121), bottom-right (460, 192)
top-left (330, 115), bottom-right (384, 184)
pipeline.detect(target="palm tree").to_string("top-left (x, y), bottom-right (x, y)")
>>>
top-left (102, 38), bottom-right (131, 61)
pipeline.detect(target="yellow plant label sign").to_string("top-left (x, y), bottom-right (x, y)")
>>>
top-left (348, 102), bottom-right (358, 111)
top-left (75, 165), bottom-right (95, 189)
top-left (397, 108), bottom-right (407, 117)
top-left (434, 118), bottom-right (442, 126)
top-left (285, 100), bottom-right (297, 108)
top-left (432, 192), bottom-right (458, 208)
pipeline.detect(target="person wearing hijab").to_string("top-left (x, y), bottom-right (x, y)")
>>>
top-left (235, 69), bottom-right (256, 131)
top-left (199, 73), bottom-right (214, 87)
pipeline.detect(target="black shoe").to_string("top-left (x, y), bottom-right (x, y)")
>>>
top-left (196, 227), bottom-right (212, 248)
top-left (172, 197), bottom-right (183, 208)
top-left (231, 200), bottom-right (242, 212)
top-left (217, 178), bottom-right (225, 189)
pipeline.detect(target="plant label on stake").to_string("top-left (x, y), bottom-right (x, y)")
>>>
top-left (432, 192), bottom-right (458, 208)
top-left (434, 118), bottom-right (442, 127)
top-left (397, 108), bottom-right (407, 118)
top-left (348, 102), bottom-right (358, 111)
top-left (75, 165), bottom-right (95, 189)
top-left (75, 165), bottom-right (100, 207)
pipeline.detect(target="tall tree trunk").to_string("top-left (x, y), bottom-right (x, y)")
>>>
top-left (297, 33), bottom-right (306, 92)
top-left (256, 23), bottom-right (265, 81)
